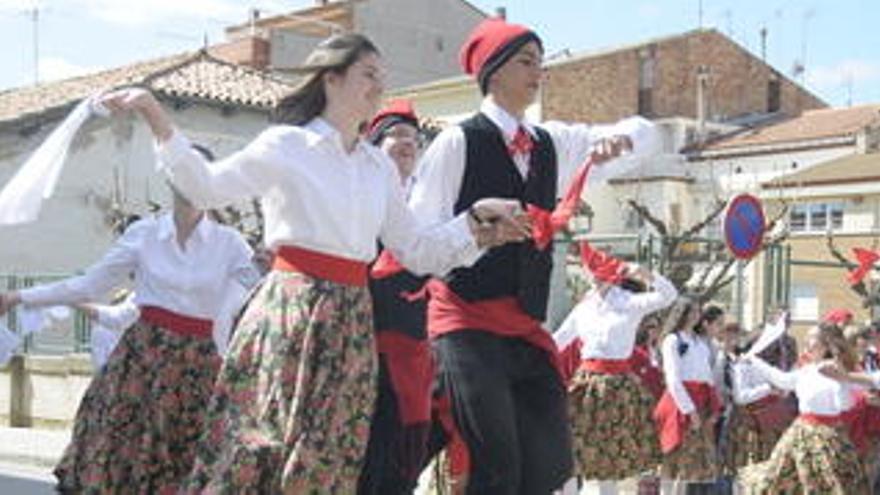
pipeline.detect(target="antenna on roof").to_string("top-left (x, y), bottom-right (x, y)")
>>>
top-left (698, 0), bottom-right (703, 29)
top-left (22, 4), bottom-right (40, 84)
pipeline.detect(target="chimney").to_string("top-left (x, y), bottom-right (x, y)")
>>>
top-left (495, 6), bottom-right (507, 20)
top-left (696, 65), bottom-right (710, 142)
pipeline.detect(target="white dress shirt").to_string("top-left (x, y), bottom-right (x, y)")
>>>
top-left (409, 98), bottom-right (661, 232)
top-left (156, 118), bottom-right (480, 276)
top-left (661, 331), bottom-right (716, 415)
top-left (731, 360), bottom-right (774, 406)
top-left (750, 358), bottom-right (860, 416)
top-left (553, 272), bottom-right (677, 359)
top-left (20, 213), bottom-right (255, 328)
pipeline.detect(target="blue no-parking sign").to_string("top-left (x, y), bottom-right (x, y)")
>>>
top-left (724, 194), bottom-right (766, 259)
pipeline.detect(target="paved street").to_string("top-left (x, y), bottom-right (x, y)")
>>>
top-left (0, 462), bottom-right (54, 494)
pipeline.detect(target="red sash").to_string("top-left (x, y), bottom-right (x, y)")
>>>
top-left (581, 358), bottom-right (632, 374)
top-left (274, 245), bottom-right (368, 287)
top-left (375, 332), bottom-right (434, 425)
top-left (139, 305), bottom-right (212, 338)
top-left (426, 279), bottom-right (561, 377)
top-left (653, 381), bottom-right (721, 453)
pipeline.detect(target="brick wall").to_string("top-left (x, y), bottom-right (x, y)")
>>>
top-left (542, 29), bottom-right (826, 124)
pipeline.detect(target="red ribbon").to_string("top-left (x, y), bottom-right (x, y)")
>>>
top-left (848, 247), bottom-right (880, 285)
top-left (527, 157), bottom-right (595, 250)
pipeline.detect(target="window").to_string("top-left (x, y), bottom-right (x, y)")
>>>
top-left (791, 284), bottom-right (818, 321)
top-left (789, 202), bottom-right (844, 232)
top-left (790, 205), bottom-right (807, 232)
top-left (809, 204), bottom-right (827, 231)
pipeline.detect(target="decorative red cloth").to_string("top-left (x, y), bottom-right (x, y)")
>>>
top-left (527, 156), bottom-right (595, 250)
top-left (139, 305), bottom-right (212, 338)
top-left (628, 345), bottom-right (664, 400)
top-left (579, 240), bottom-right (624, 284)
top-left (653, 381), bottom-right (721, 453)
top-left (848, 247), bottom-right (880, 285)
top-left (426, 279), bottom-right (562, 377)
top-left (375, 332), bottom-right (434, 425)
top-left (507, 126), bottom-right (534, 157)
top-left (273, 245), bottom-right (368, 286)
top-left (459, 17), bottom-right (533, 76)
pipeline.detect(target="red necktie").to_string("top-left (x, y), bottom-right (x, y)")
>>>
top-left (508, 126), bottom-right (534, 157)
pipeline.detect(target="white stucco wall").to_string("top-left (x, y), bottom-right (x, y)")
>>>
top-left (0, 104), bottom-right (271, 275)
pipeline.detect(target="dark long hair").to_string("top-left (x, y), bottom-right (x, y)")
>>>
top-left (695, 304), bottom-right (725, 336)
top-left (273, 33), bottom-right (380, 126)
top-left (662, 296), bottom-right (700, 338)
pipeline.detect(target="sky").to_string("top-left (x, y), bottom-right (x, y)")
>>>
top-left (0, 0), bottom-right (877, 108)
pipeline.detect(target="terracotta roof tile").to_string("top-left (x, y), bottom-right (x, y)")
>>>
top-left (0, 51), bottom-right (296, 126)
top-left (702, 105), bottom-right (880, 152)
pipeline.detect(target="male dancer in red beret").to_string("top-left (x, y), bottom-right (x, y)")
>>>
top-left (358, 99), bottom-right (433, 494)
top-left (409, 17), bottom-right (660, 494)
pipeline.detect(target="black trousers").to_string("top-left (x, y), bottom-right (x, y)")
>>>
top-left (434, 331), bottom-right (573, 495)
top-left (357, 356), bottom-right (430, 495)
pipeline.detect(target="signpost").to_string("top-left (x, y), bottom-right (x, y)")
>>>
top-left (724, 194), bottom-right (767, 323)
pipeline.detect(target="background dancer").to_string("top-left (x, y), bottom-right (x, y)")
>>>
top-left (553, 243), bottom-right (676, 495)
top-left (738, 324), bottom-right (870, 493)
top-left (654, 298), bottom-right (722, 495)
top-left (0, 152), bottom-right (256, 493)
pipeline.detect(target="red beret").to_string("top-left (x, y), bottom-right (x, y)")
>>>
top-left (579, 241), bottom-right (624, 284)
top-left (822, 308), bottom-right (853, 326)
top-left (459, 17), bottom-right (541, 93)
top-left (368, 99), bottom-right (419, 145)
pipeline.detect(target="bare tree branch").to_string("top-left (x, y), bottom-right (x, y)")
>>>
top-left (627, 199), bottom-right (668, 237)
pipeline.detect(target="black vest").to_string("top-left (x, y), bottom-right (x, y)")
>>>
top-left (445, 113), bottom-right (558, 321)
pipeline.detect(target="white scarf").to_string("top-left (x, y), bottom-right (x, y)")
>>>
top-left (0, 96), bottom-right (108, 225)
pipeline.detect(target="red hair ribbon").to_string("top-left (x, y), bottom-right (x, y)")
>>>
top-left (848, 247), bottom-right (880, 285)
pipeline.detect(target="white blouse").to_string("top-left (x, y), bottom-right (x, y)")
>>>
top-left (409, 98), bottom-right (661, 238)
top-left (750, 358), bottom-right (858, 415)
top-left (661, 331), bottom-right (716, 415)
top-left (19, 213), bottom-right (256, 326)
top-left (156, 118), bottom-right (480, 276)
top-left (553, 272), bottom-right (677, 360)
top-left (731, 360), bottom-right (774, 406)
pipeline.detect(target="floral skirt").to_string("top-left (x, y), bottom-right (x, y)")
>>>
top-left (54, 320), bottom-right (221, 494)
top-left (661, 406), bottom-right (718, 482)
top-left (723, 405), bottom-right (786, 473)
top-left (182, 270), bottom-right (376, 494)
top-left (569, 370), bottom-right (661, 480)
top-left (738, 418), bottom-right (870, 494)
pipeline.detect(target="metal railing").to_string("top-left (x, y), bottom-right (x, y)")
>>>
top-left (1, 274), bottom-right (92, 355)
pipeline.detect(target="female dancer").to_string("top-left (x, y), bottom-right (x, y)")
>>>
top-left (0, 169), bottom-right (255, 493)
top-left (654, 298), bottom-right (722, 494)
top-left (739, 324), bottom-right (870, 493)
top-left (554, 244), bottom-right (676, 493)
top-left (100, 33), bottom-right (527, 493)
